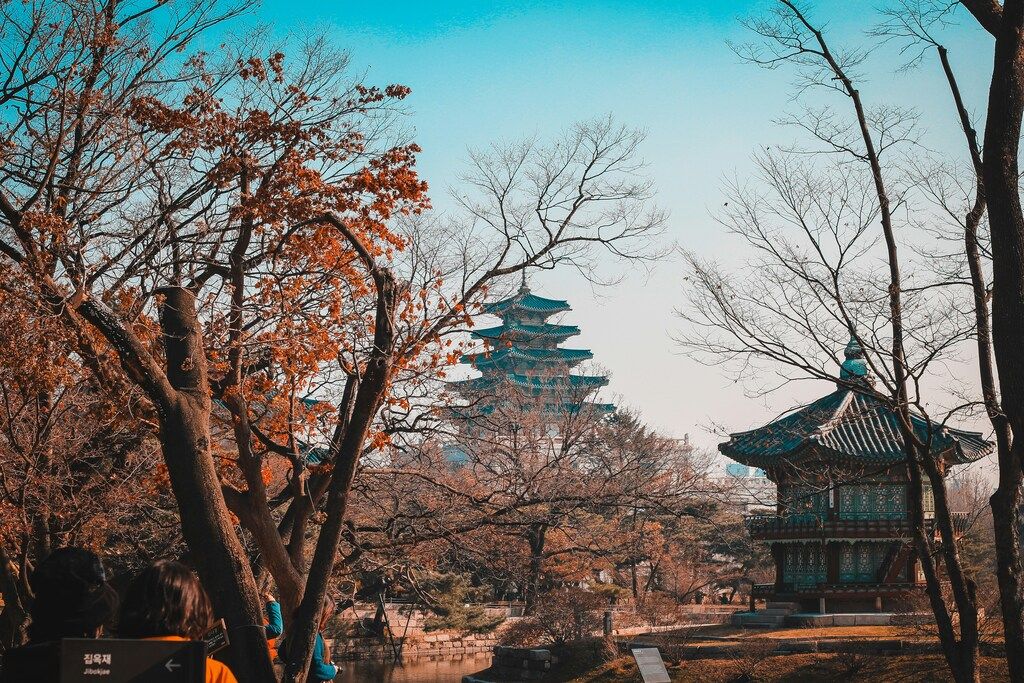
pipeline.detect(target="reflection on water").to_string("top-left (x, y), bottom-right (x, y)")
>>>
top-left (337, 652), bottom-right (492, 683)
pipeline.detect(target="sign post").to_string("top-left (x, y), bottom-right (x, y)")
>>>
top-left (630, 647), bottom-right (671, 683)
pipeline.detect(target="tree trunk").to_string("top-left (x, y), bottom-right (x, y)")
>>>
top-left (524, 523), bottom-right (548, 615)
top-left (0, 542), bottom-right (28, 650)
top-left (936, 31), bottom-right (1024, 681)
top-left (157, 287), bottom-right (276, 683)
top-left (281, 272), bottom-right (398, 683)
top-left (978, 3), bottom-right (1024, 679)
top-left (905, 452), bottom-right (979, 683)
top-left (991, 459), bottom-right (1024, 681)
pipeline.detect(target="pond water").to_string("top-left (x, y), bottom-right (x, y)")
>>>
top-left (336, 652), bottom-right (492, 683)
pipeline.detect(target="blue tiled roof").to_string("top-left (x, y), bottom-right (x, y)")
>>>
top-left (483, 289), bottom-right (571, 316)
top-left (719, 389), bottom-right (993, 468)
top-left (461, 346), bottom-right (593, 368)
top-left (471, 322), bottom-right (580, 341)
top-left (452, 372), bottom-right (608, 393)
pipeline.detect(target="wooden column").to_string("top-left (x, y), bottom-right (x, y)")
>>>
top-left (772, 543), bottom-right (785, 591)
top-left (827, 543), bottom-right (840, 584)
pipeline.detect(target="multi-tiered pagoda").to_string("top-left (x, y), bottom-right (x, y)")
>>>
top-left (451, 283), bottom-right (613, 418)
top-left (721, 337), bottom-right (992, 616)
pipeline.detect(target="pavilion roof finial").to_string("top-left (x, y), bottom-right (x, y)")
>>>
top-left (839, 333), bottom-right (872, 384)
top-left (519, 269), bottom-right (528, 292)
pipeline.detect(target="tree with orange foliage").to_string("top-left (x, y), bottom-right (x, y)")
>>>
top-left (0, 274), bottom-right (182, 650)
top-left (0, 0), bottom-right (421, 677)
top-left (0, 1), bottom-right (664, 679)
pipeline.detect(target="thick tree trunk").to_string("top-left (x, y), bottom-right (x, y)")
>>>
top-left (226, 486), bottom-right (305, 613)
top-left (935, 33), bottom-right (1024, 680)
top-left (991, 455), bottom-right (1024, 681)
top-left (157, 287), bottom-right (276, 683)
top-left (976, 2), bottom-right (1024, 678)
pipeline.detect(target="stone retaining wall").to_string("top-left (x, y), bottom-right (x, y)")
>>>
top-left (327, 603), bottom-right (742, 661)
top-left (328, 605), bottom-right (513, 661)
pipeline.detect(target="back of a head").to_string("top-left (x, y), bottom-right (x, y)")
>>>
top-left (27, 547), bottom-right (117, 643)
top-left (118, 560), bottom-right (213, 640)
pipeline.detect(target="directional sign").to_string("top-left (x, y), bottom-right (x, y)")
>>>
top-left (57, 638), bottom-right (204, 683)
top-left (1, 639), bottom-right (204, 683)
top-left (630, 647), bottom-right (671, 683)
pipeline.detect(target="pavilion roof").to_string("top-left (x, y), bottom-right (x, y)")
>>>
top-left (719, 388), bottom-right (993, 469)
top-left (448, 399), bottom-right (615, 420)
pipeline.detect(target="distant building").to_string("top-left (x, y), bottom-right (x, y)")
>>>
top-left (446, 283), bottom-right (613, 465)
top-left (719, 460), bottom-right (776, 513)
top-left (450, 282), bottom-right (613, 417)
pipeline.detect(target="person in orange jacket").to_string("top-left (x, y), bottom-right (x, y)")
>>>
top-left (117, 560), bottom-right (238, 683)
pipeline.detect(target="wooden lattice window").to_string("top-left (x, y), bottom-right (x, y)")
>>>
top-left (838, 541), bottom-right (887, 583)
top-left (785, 543), bottom-right (826, 586)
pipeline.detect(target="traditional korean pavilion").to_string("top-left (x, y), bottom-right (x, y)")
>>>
top-left (720, 337), bottom-right (992, 614)
top-left (451, 282), bottom-right (613, 418)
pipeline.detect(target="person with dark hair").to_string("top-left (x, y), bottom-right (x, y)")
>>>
top-left (0, 547), bottom-right (118, 682)
top-left (117, 560), bottom-right (237, 683)
top-left (28, 547), bottom-right (118, 643)
top-left (278, 599), bottom-right (340, 681)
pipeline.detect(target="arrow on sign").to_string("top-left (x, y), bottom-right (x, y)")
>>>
top-left (165, 659), bottom-right (181, 673)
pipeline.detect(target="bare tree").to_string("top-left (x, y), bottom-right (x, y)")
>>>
top-left (679, 3), bottom-right (987, 679)
top-left (0, 1), bottom-right (668, 679)
top-left (868, 1), bottom-right (1024, 675)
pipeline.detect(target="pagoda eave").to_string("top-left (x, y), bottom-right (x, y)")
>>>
top-left (483, 291), bottom-right (572, 316)
top-left (471, 323), bottom-right (581, 342)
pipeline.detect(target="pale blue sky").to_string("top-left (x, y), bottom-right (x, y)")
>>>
top-left (247, 1), bottom-right (995, 451)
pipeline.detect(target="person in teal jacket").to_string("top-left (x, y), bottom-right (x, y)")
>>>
top-left (264, 592), bottom-right (283, 639)
top-left (278, 599), bottom-right (339, 681)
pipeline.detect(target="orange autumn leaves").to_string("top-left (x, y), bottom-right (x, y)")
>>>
top-left (126, 50), bottom-right (441, 477)
top-left (127, 52), bottom-right (426, 247)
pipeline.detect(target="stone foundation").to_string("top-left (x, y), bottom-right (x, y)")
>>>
top-left (785, 611), bottom-right (934, 627)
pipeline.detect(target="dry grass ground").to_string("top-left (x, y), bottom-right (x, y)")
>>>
top-left (567, 654), bottom-right (1008, 682)
top-left (539, 625), bottom-right (1009, 682)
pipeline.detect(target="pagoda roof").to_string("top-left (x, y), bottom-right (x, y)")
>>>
top-left (471, 321), bottom-right (580, 341)
top-left (461, 346), bottom-right (593, 368)
top-left (483, 288), bottom-right (571, 316)
top-left (448, 400), bottom-right (615, 419)
top-left (720, 388), bottom-right (993, 469)
top-left (452, 372), bottom-right (608, 393)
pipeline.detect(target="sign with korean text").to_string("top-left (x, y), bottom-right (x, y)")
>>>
top-left (630, 647), bottom-right (671, 683)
